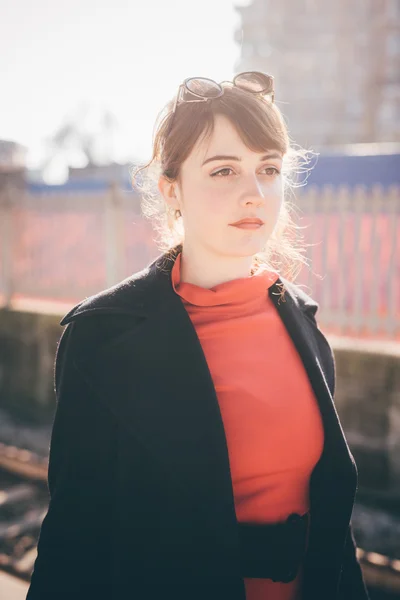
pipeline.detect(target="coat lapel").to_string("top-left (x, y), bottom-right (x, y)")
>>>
top-left (73, 257), bottom-right (240, 531)
top-left (72, 248), bottom-right (357, 535)
top-left (269, 285), bottom-right (357, 524)
top-left (269, 286), bottom-right (355, 473)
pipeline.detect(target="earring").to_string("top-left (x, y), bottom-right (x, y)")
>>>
top-left (175, 209), bottom-right (182, 218)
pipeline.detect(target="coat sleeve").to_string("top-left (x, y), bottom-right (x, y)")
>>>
top-left (337, 523), bottom-right (370, 599)
top-left (26, 322), bottom-right (118, 600)
top-left (303, 305), bottom-right (370, 599)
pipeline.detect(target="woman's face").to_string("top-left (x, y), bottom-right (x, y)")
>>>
top-left (159, 113), bottom-right (284, 264)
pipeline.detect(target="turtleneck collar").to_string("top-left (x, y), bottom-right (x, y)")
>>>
top-left (170, 251), bottom-right (279, 308)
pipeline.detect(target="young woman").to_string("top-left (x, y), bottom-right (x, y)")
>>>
top-left (27, 72), bottom-right (369, 600)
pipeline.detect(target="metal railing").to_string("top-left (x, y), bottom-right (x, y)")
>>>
top-left (0, 183), bottom-right (399, 340)
top-left (295, 184), bottom-right (399, 340)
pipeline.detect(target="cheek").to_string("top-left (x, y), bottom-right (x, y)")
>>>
top-left (189, 187), bottom-right (229, 220)
top-left (264, 181), bottom-right (284, 214)
top-left (202, 192), bottom-right (229, 217)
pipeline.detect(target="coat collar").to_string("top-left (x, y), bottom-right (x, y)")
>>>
top-left (60, 244), bottom-right (319, 326)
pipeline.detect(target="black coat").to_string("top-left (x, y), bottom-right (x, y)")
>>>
top-left (27, 246), bottom-right (369, 600)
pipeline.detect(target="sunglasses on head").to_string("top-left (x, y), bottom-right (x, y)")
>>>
top-left (167, 71), bottom-right (275, 136)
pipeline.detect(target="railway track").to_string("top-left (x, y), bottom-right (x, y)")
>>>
top-left (0, 443), bottom-right (48, 582)
top-left (1, 442), bottom-right (400, 597)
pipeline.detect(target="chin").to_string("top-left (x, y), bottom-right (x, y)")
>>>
top-left (226, 243), bottom-right (266, 258)
top-left (237, 237), bottom-right (267, 254)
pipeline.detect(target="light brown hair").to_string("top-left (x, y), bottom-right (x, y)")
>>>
top-left (131, 83), bottom-right (310, 281)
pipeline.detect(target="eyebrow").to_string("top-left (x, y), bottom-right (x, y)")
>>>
top-left (201, 152), bottom-right (282, 166)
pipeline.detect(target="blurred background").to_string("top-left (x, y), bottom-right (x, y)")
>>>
top-left (0, 0), bottom-right (399, 598)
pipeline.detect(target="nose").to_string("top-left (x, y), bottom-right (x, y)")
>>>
top-left (240, 176), bottom-right (265, 207)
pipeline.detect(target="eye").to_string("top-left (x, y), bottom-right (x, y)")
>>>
top-left (262, 166), bottom-right (281, 176)
top-left (210, 167), bottom-right (234, 177)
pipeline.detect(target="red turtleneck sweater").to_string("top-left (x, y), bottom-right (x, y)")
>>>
top-left (171, 252), bottom-right (324, 600)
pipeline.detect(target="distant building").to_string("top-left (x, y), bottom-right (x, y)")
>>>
top-left (0, 139), bottom-right (27, 191)
top-left (234, 0), bottom-right (400, 147)
top-left (0, 139), bottom-right (27, 171)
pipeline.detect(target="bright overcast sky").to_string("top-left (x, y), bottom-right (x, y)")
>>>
top-left (0, 0), bottom-right (246, 172)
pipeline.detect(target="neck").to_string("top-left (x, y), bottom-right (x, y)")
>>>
top-left (179, 242), bottom-right (255, 289)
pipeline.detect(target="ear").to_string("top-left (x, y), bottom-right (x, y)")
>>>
top-left (158, 176), bottom-right (180, 211)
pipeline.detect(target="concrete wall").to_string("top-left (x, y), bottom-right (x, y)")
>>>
top-left (331, 336), bottom-right (400, 496)
top-left (0, 310), bottom-right (60, 423)
top-left (0, 310), bottom-right (399, 495)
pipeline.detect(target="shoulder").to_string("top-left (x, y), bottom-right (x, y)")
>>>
top-left (280, 276), bottom-right (320, 320)
top-left (58, 246), bottom-right (181, 328)
top-left (59, 264), bottom-right (154, 327)
top-left (55, 251), bottom-right (173, 369)
top-left (55, 262), bottom-right (157, 369)
top-left (279, 277), bottom-right (336, 391)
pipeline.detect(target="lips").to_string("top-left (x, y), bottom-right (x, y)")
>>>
top-left (230, 218), bottom-right (265, 227)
